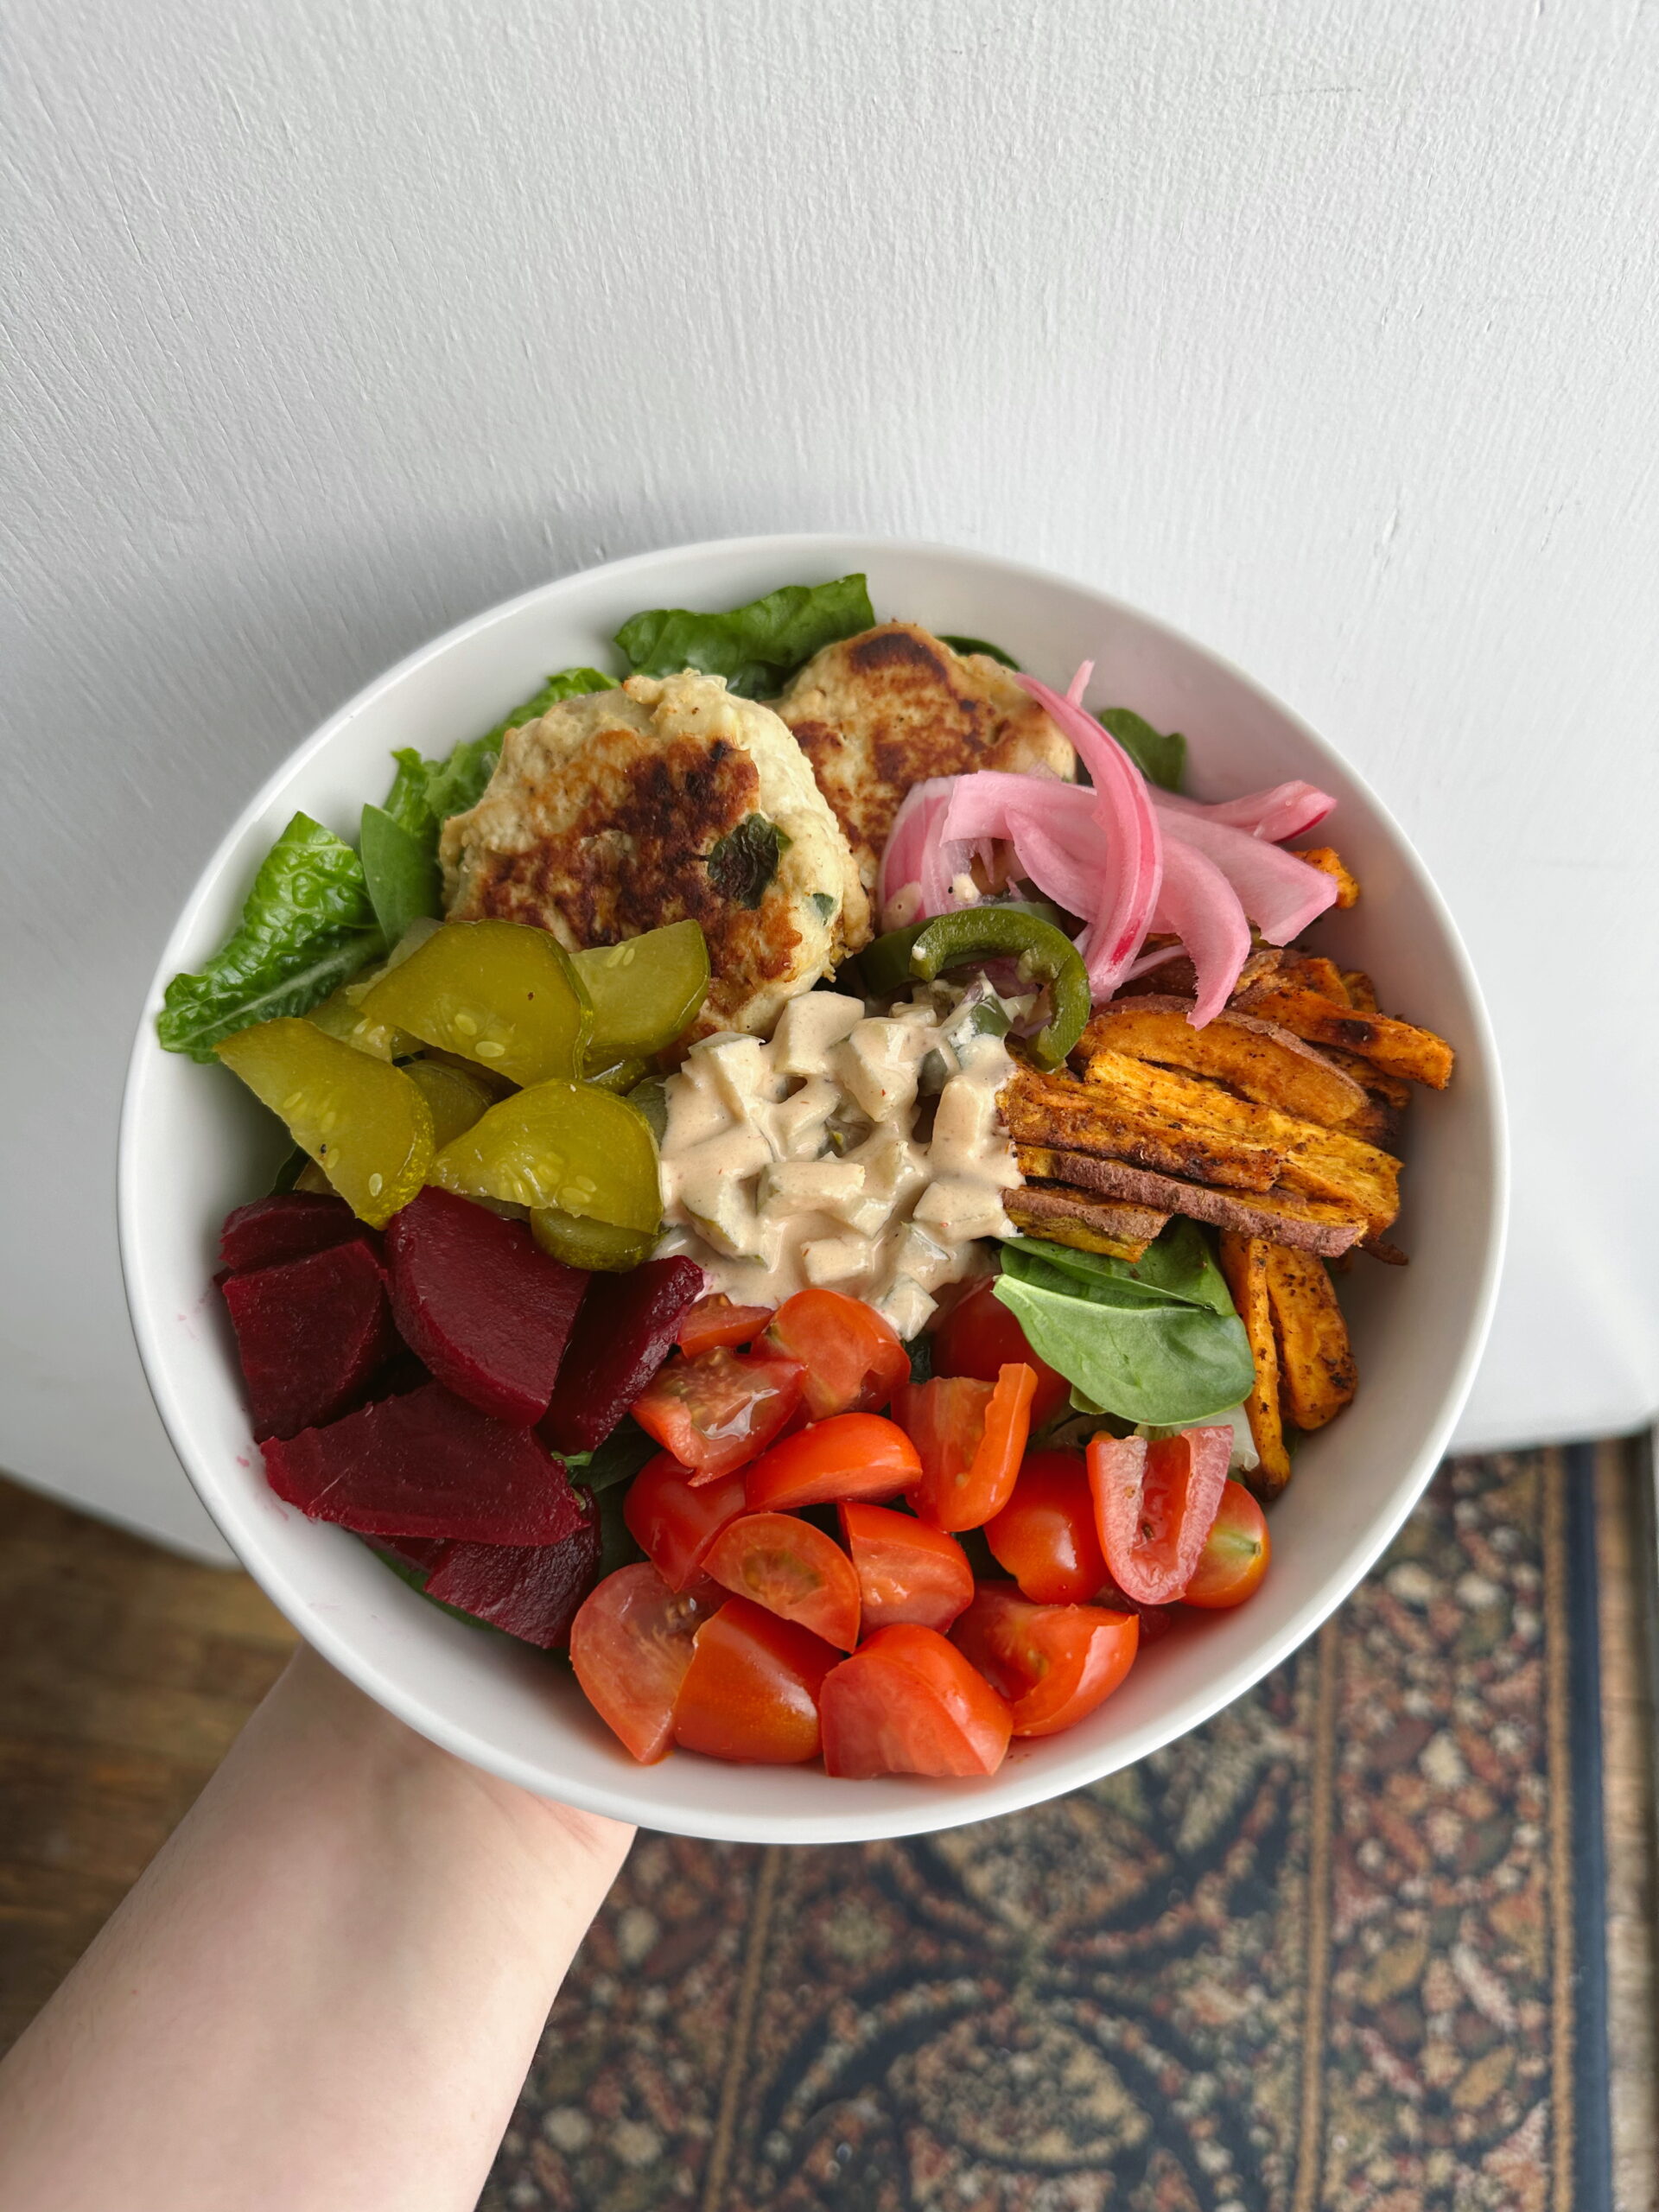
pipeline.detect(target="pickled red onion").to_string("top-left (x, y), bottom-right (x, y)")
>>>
top-left (1148, 838), bottom-right (1251, 1025)
top-left (878, 777), bottom-right (975, 926)
top-left (1152, 806), bottom-right (1337, 943)
top-left (1152, 779), bottom-right (1334, 842)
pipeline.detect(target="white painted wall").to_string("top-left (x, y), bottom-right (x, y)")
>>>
top-left (6, 0), bottom-right (1657, 1559)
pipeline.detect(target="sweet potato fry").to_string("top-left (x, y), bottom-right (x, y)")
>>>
top-left (1014, 1146), bottom-right (1367, 1255)
top-left (1217, 1233), bottom-right (1291, 1497)
top-left (1002, 1066), bottom-right (1288, 1193)
top-left (1079, 999), bottom-right (1367, 1128)
top-left (1274, 951), bottom-right (1351, 1004)
top-left (1230, 982), bottom-right (1455, 1089)
top-left (1004, 1185), bottom-right (1166, 1261)
top-left (1340, 969), bottom-right (1378, 1014)
top-left (1263, 1243), bottom-right (1357, 1429)
top-left (1297, 847), bottom-right (1360, 907)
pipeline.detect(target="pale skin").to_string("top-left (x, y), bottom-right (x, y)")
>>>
top-left (0, 1644), bottom-right (632, 2212)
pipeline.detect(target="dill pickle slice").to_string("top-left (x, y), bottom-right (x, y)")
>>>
top-left (215, 1018), bottom-right (434, 1228)
top-left (431, 1078), bottom-right (662, 1233)
top-left (306, 982), bottom-right (420, 1062)
top-left (403, 1058), bottom-right (497, 1149)
top-left (582, 1056), bottom-right (652, 1095)
top-left (572, 919), bottom-right (709, 1062)
top-left (530, 1209), bottom-right (656, 1273)
top-left (359, 919), bottom-right (593, 1087)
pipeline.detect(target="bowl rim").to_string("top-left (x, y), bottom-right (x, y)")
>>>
top-left (118, 531), bottom-right (1509, 1841)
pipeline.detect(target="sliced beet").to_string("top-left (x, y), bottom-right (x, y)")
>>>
top-left (538, 1256), bottom-right (705, 1456)
top-left (424, 1499), bottom-right (602, 1648)
top-left (262, 1381), bottom-right (585, 1544)
top-left (384, 1187), bottom-right (588, 1425)
top-left (223, 1239), bottom-right (395, 1440)
top-left (376, 1533), bottom-right (448, 1573)
top-left (220, 1192), bottom-right (363, 1276)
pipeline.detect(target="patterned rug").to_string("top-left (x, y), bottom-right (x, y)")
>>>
top-left (482, 1446), bottom-right (1640, 2212)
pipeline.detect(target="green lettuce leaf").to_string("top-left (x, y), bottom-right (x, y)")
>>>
top-left (1098, 706), bottom-right (1186, 793)
top-left (392, 664), bottom-right (615, 834)
top-left (994, 1224), bottom-right (1253, 1426)
top-left (614, 574), bottom-right (875, 697)
top-left (156, 813), bottom-right (385, 1061)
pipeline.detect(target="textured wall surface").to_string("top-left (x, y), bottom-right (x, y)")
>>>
top-left (6, 0), bottom-right (1658, 1556)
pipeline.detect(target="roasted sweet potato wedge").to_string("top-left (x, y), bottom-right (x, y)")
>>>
top-left (1263, 1243), bottom-right (1357, 1429)
top-left (1217, 1233), bottom-right (1291, 1497)
top-left (1230, 982), bottom-right (1454, 1089)
top-left (1295, 847), bottom-right (1360, 907)
top-left (1003, 1066), bottom-right (1288, 1193)
top-left (1274, 950), bottom-right (1351, 1003)
top-left (1014, 1146), bottom-right (1367, 1255)
top-left (1079, 999), bottom-right (1368, 1128)
top-left (1004, 1184), bottom-right (1167, 1261)
top-left (1340, 969), bottom-right (1378, 1014)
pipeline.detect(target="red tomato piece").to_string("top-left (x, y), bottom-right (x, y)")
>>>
top-left (766, 1288), bottom-right (910, 1420)
top-left (838, 1502), bottom-right (975, 1633)
top-left (1181, 1479), bottom-right (1271, 1609)
top-left (983, 1448), bottom-right (1109, 1604)
top-left (820, 1624), bottom-right (1013, 1779)
top-left (951, 1581), bottom-right (1139, 1738)
top-left (897, 1364), bottom-right (1038, 1532)
top-left (702, 1511), bottom-right (862, 1650)
top-left (677, 1294), bottom-right (775, 1357)
top-left (671, 1597), bottom-right (839, 1764)
top-left (1086, 1427), bottom-right (1233, 1606)
top-left (569, 1562), bottom-right (712, 1764)
top-left (931, 1275), bottom-right (1071, 1427)
top-left (631, 1346), bottom-right (804, 1482)
top-left (622, 1452), bottom-right (750, 1592)
top-left (744, 1412), bottom-right (921, 1511)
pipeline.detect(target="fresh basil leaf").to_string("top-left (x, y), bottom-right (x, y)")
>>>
top-left (157, 813), bottom-right (385, 1061)
top-left (359, 803), bottom-right (442, 948)
top-left (995, 1268), bottom-right (1253, 1427)
top-left (1098, 707), bottom-right (1186, 793)
top-left (940, 634), bottom-right (1020, 669)
top-left (615, 574), bottom-right (875, 697)
top-left (707, 814), bottom-right (789, 908)
top-left (565, 1418), bottom-right (657, 1495)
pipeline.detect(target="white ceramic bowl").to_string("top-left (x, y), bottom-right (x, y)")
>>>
top-left (119, 534), bottom-right (1506, 1843)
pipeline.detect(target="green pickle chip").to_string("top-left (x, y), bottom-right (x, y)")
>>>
top-left (573, 919), bottom-right (709, 1062)
top-left (359, 919), bottom-right (593, 1087)
top-left (432, 1078), bottom-right (662, 1235)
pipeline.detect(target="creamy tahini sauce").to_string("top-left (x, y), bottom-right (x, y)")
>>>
top-left (655, 989), bottom-right (1020, 1338)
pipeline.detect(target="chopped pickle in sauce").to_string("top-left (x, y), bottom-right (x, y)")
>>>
top-left (359, 919), bottom-right (593, 1087)
top-left (433, 1078), bottom-right (662, 1235)
top-left (215, 1017), bottom-right (434, 1229)
top-left (573, 919), bottom-right (710, 1064)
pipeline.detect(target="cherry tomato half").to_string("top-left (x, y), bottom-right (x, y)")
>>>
top-left (744, 1413), bottom-right (921, 1512)
top-left (931, 1275), bottom-right (1071, 1428)
top-left (677, 1294), bottom-right (775, 1357)
top-left (766, 1288), bottom-right (910, 1421)
top-left (896, 1365), bottom-right (1037, 1533)
top-left (622, 1452), bottom-right (750, 1592)
top-left (569, 1563), bottom-right (712, 1764)
top-left (1086, 1427), bottom-right (1233, 1607)
top-left (632, 1346), bottom-right (804, 1482)
top-left (838, 1502), bottom-right (974, 1634)
top-left (1181, 1479), bottom-right (1271, 1609)
top-left (702, 1511), bottom-right (862, 1650)
top-left (820, 1624), bottom-right (1013, 1779)
top-left (950, 1581), bottom-right (1139, 1738)
top-left (671, 1597), bottom-right (839, 1764)
top-left (984, 1448), bottom-right (1109, 1605)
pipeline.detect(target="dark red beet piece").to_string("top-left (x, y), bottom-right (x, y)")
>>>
top-left (262, 1381), bottom-right (585, 1544)
top-left (223, 1239), bottom-right (395, 1440)
top-left (424, 1498), bottom-right (602, 1649)
top-left (538, 1256), bottom-right (705, 1455)
top-left (376, 1534), bottom-right (448, 1573)
top-left (384, 1187), bottom-right (588, 1425)
top-left (220, 1192), bottom-right (364, 1276)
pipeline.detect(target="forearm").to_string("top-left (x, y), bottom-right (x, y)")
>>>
top-left (0, 1644), bottom-right (632, 2212)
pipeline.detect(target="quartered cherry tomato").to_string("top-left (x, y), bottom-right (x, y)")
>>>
top-left (677, 1294), bottom-right (775, 1358)
top-left (1086, 1427), bottom-right (1233, 1607)
top-left (765, 1288), bottom-right (910, 1420)
top-left (743, 1413), bottom-right (921, 1512)
top-left (950, 1582), bottom-right (1139, 1738)
top-left (621, 1452), bottom-right (750, 1592)
top-left (631, 1347), bottom-right (804, 1482)
top-left (931, 1275), bottom-right (1071, 1428)
top-left (569, 1563), bottom-right (711, 1764)
top-left (819, 1624), bottom-right (1013, 1779)
top-left (671, 1597), bottom-right (839, 1764)
top-left (838, 1502), bottom-right (974, 1634)
top-left (895, 1365), bottom-right (1037, 1533)
top-left (1181, 1480), bottom-right (1271, 1609)
top-left (984, 1449), bottom-right (1109, 1605)
top-left (702, 1512), bottom-right (861, 1650)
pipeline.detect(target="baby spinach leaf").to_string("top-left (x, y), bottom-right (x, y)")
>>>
top-left (615, 574), bottom-right (875, 697)
top-left (999, 1220), bottom-right (1230, 1313)
top-left (940, 634), bottom-right (1020, 669)
top-left (707, 814), bottom-right (790, 908)
top-left (564, 1417), bottom-right (658, 1496)
top-left (157, 813), bottom-right (385, 1061)
top-left (1098, 706), bottom-right (1186, 793)
top-left (359, 803), bottom-right (442, 948)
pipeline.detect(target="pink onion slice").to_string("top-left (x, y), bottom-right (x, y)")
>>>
top-left (1148, 837), bottom-right (1251, 1025)
top-left (878, 777), bottom-right (976, 925)
top-left (1154, 807), bottom-right (1337, 943)
top-left (1152, 779), bottom-right (1335, 842)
